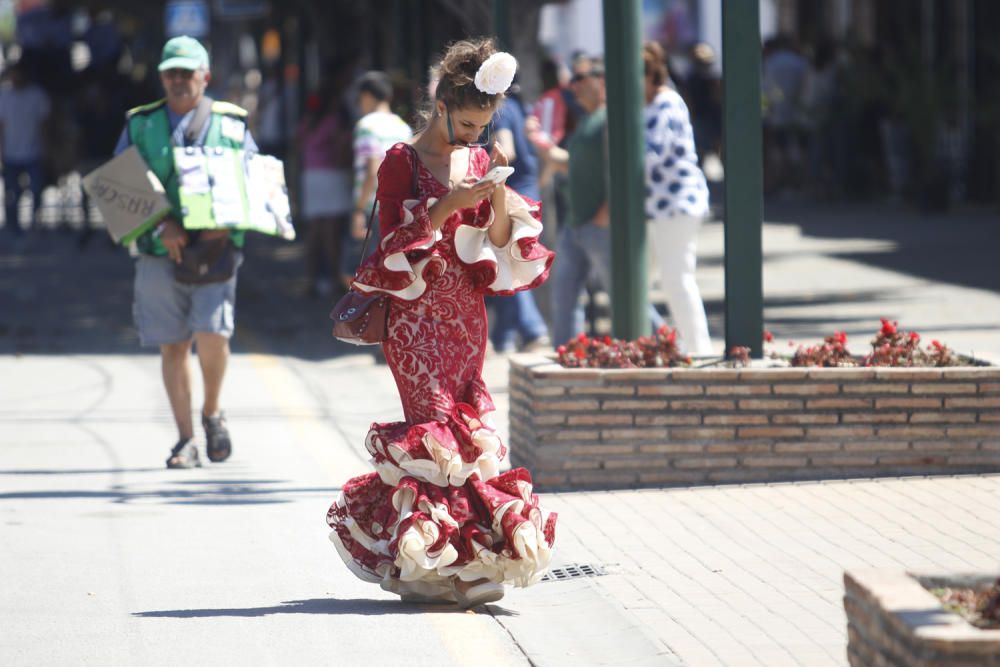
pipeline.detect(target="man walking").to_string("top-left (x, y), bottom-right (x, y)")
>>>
top-left (0, 63), bottom-right (50, 238)
top-left (114, 36), bottom-right (256, 468)
top-left (549, 58), bottom-right (612, 347)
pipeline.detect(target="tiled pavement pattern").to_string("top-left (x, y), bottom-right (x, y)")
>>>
top-left (542, 475), bottom-right (1000, 666)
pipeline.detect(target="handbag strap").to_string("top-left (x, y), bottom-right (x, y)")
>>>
top-left (184, 95), bottom-right (215, 146)
top-left (359, 143), bottom-right (420, 261)
top-left (162, 95), bottom-right (215, 193)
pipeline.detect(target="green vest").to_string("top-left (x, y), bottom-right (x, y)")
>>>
top-left (126, 99), bottom-right (249, 256)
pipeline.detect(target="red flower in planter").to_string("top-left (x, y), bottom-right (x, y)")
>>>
top-left (556, 325), bottom-right (690, 369)
top-left (763, 329), bottom-right (774, 343)
top-left (555, 320), bottom-right (967, 370)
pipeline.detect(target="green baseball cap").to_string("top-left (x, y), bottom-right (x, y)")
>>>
top-left (158, 36), bottom-right (210, 72)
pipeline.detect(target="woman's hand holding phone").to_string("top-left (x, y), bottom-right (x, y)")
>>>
top-left (446, 177), bottom-right (496, 210)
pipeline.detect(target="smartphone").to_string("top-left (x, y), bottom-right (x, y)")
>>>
top-left (475, 166), bottom-right (515, 186)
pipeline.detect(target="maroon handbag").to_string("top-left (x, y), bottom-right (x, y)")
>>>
top-left (330, 145), bottom-right (418, 346)
top-left (331, 290), bottom-right (389, 345)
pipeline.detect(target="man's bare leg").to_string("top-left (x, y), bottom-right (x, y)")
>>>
top-left (194, 332), bottom-right (229, 418)
top-left (194, 331), bottom-right (233, 462)
top-left (160, 340), bottom-right (194, 440)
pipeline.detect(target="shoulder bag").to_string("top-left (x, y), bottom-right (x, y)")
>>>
top-left (330, 145), bottom-right (419, 345)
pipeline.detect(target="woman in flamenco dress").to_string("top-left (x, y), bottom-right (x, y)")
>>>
top-left (326, 38), bottom-right (557, 608)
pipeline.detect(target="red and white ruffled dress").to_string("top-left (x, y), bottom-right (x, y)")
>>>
top-left (326, 143), bottom-right (557, 601)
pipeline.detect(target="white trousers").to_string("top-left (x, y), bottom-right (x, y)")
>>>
top-left (647, 213), bottom-right (714, 356)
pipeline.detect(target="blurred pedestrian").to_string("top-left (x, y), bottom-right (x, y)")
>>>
top-left (762, 34), bottom-right (809, 193)
top-left (802, 40), bottom-right (844, 198)
top-left (527, 58), bottom-right (570, 162)
top-left (341, 71), bottom-right (411, 291)
top-left (0, 63), bottom-right (50, 238)
top-left (549, 56), bottom-right (662, 348)
top-left (297, 88), bottom-right (353, 298)
top-left (488, 84), bottom-right (550, 353)
top-left (683, 42), bottom-right (721, 164)
top-left (549, 57), bottom-right (609, 348)
top-left (642, 41), bottom-right (713, 356)
top-left (112, 36), bottom-right (256, 468)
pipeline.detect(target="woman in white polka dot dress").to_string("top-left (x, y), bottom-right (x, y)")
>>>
top-left (642, 41), bottom-right (714, 356)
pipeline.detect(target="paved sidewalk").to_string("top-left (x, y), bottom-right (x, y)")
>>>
top-left (3, 200), bottom-right (1000, 665)
top-left (4, 351), bottom-right (999, 666)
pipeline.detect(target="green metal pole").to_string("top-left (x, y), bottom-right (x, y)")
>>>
top-left (722, 0), bottom-right (764, 357)
top-left (493, 0), bottom-right (511, 52)
top-left (603, 0), bottom-right (648, 340)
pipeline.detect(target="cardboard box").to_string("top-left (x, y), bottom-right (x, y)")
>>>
top-left (81, 146), bottom-right (172, 244)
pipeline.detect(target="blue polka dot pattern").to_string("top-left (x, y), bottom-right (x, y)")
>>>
top-left (643, 88), bottom-right (709, 220)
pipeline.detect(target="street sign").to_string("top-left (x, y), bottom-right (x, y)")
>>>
top-left (165, 0), bottom-right (209, 38)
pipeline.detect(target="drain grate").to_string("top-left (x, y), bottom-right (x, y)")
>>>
top-left (541, 563), bottom-right (607, 582)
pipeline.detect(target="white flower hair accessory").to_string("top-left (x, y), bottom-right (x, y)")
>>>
top-left (474, 52), bottom-right (518, 95)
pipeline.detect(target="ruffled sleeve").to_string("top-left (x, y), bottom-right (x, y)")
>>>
top-left (353, 143), bottom-right (445, 301)
top-left (452, 185), bottom-right (554, 296)
top-left (353, 143), bottom-right (554, 300)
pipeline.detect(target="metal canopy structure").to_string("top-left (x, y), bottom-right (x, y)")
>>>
top-left (722, 0), bottom-right (764, 357)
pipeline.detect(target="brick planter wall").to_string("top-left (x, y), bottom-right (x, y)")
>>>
top-left (844, 570), bottom-right (1000, 666)
top-left (508, 354), bottom-right (1000, 489)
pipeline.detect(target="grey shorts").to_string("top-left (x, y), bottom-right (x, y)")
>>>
top-left (132, 254), bottom-right (242, 347)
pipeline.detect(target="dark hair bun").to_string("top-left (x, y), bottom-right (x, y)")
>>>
top-left (435, 37), bottom-right (502, 110)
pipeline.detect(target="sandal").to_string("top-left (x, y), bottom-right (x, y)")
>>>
top-left (202, 412), bottom-right (232, 463)
top-left (166, 439), bottom-right (202, 469)
top-left (452, 579), bottom-right (504, 610)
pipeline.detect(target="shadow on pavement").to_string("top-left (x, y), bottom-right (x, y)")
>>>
top-left (6, 200), bottom-right (997, 357)
top-left (764, 200), bottom-right (1000, 295)
top-left (0, 467), bottom-right (165, 475)
top-left (0, 230), bottom-right (364, 359)
top-left (0, 480), bottom-right (337, 505)
top-left (133, 597), bottom-right (518, 617)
